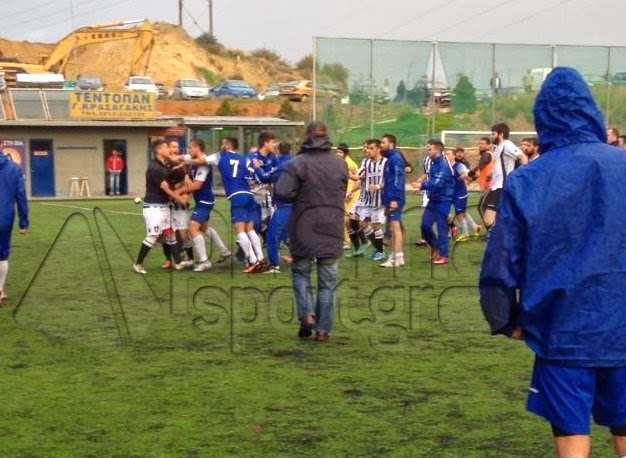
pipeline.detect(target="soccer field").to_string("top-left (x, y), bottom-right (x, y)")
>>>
top-left (0, 196), bottom-right (614, 457)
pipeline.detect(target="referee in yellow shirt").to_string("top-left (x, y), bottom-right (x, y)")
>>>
top-left (336, 143), bottom-right (364, 249)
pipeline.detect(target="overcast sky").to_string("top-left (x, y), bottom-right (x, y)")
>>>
top-left (2, 0), bottom-right (625, 63)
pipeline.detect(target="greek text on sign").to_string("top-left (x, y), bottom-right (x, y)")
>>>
top-left (70, 91), bottom-right (156, 120)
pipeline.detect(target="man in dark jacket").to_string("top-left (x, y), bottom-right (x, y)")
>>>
top-left (412, 140), bottom-right (454, 265)
top-left (0, 150), bottom-right (29, 304)
top-left (479, 67), bottom-right (626, 458)
top-left (274, 121), bottom-right (347, 341)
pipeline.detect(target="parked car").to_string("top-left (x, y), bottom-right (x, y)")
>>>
top-left (210, 80), bottom-right (256, 98)
top-left (583, 74), bottom-right (607, 87)
top-left (257, 83), bottom-right (283, 100)
top-left (156, 82), bottom-right (170, 98)
top-left (280, 80), bottom-right (341, 102)
top-left (612, 72), bottom-right (626, 85)
top-left (76, 74), bottom-right (104, 91)
top-left (0, 72), bottom-right (6, 91)
top-left (172, 79), bottom-right (209, 99)
top-left (124, 76), bottom-right (158, 95)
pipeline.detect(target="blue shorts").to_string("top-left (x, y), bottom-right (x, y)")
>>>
top-left (0, 230), bottom-right (10, 260)
top-left (230, 193), bottom-right (257, 224)
top-left (453, 196), bottom-right (468, 214)
top-left (527, 358), bottom-right (626, 434)
top-left (191, 203), bottom-right (214, 224)
top-left (386, 204), bottom-right (404, 222)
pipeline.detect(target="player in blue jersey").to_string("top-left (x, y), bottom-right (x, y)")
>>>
top-left (248, 131), bottom-right (279, 240)
top-left (186, 138), bottom-right (266, 273)
top-left (180, 139), bottom-right (230, 272)
top-left (252, 140), bottom-right (293, 274)
top-left (449, 147), bottom-right (481, 242)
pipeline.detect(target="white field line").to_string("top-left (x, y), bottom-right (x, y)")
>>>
top-left (38, 202), bottom-right (142, 216)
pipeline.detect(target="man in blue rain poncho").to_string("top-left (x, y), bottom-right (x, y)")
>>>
top-left (479, 67), bottom-right (626, 458)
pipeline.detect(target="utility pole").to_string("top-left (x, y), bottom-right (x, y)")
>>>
top-left (178, 0), bottom-right (183, 27)
top-left (208, 0), bottom-right (214, 36)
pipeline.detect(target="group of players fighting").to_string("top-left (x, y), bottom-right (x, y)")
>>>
top-left (132, 124), bottom-right (539, 274)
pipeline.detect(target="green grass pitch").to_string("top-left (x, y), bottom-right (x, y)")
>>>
top-left (0, 196), bottom-right (616, 456)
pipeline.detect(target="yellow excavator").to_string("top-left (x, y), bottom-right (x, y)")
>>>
top-left (0, 20), bottom-right (154, 87)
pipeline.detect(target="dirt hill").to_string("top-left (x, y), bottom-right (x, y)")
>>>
top-left (0, 22), bottom-right (305, 91)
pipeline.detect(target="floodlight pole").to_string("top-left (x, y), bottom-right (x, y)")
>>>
top-left (179, 0), bottom-right (183, 27)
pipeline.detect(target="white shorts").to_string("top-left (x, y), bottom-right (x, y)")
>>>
top-left (171, 208), bottom-right (189, 231)
top-left (422, 192), bottom-right (429, 208)
top-left (143, 204), bottom-right (171, 237)
top-left (355, 205), bottom-right (386, 224)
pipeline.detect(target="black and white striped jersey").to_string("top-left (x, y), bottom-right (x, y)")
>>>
top-left (358, 157), bottom-right (387, 207)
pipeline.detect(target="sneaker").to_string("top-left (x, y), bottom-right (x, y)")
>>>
top-left (433, 256), bottom-right (448, 265)
top-left (133, 264), bottom-right (147, 275)
top-left (371, 251), bottom-right (386, 261)
top-left (216, 250), bottom-right (232, 263)
top-left (254, 260), bottom-right (268, 273)
top-left (193, 260), bottom-right (212, 272)
top-left (430, 249), bottom-right (440, 260)
top-left (174, 260), bottom-right (194, 270)
top-left (456, 234), bottom-right (470, 243)
top-left (161, 260), bottom-right (172, 269)
top-left (343, 242), bottom-right (351, 250)
top-left (264, 266), bottom-right (281, 274)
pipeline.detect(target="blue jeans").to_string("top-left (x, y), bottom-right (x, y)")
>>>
top-left (292, 257), bottom-right (339, 333)
top-left (266, 205), bottom-right (291, 267)
top-left (108, 171), bottom-right (121, 194)
top-left (421, 201), bottom-right (451, 257)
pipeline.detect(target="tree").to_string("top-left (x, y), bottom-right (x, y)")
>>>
top-left (216, 99), bottom-right (238, 116)
top-left (320, 63), bottom-right (349, 89)
top-left (277, 99), bottom-right (296, 120)
top-left (452, 74), bottom-right (477, 114)
top-left (195, 33), bottom-right (220, 47)
top-left (296, 54), bottom-right (313, 78)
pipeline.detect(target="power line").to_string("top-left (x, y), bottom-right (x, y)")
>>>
top-left (376, 0), bottom-right (462, 39)
top-left (472, 0), bottom-right (579, 41)
top-left (183, 3), bottom-right (205, 34)
top-left (430, 0), bottom-right (519, 39)
top-left (2, 0), bottom-right (64, 21)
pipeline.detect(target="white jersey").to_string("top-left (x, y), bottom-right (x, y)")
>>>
top-left (491, 139), bottom-right (522, 190)
top-left (358, 156), bottom-right (387, 207)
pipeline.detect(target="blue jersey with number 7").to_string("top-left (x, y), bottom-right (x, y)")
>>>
top-left (216, 151), bottom-right (253, 199)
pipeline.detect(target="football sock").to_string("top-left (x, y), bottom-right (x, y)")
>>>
top-left (192, 235), bottom-right (208, 263)
top-left (184, 242), bottom-right (194, 260)
top-left (364, 226), bottom-right (374, 244)
top-left (162, 243), bottom-right (171, 260)
top-left (459, 219), bottom-right (469, 236)
top-left (206, 227), bottom-right (228, 254)
top-left (0, 260), bottom-right (8, 290)
top-left (358, 227), bottom-right (368, 245)
top-left (349, 219), bottom-right (361, 249)
top-left (136, 238), bottom-right (154, 265)
top-left (167, 240), bottom-right (183, 264)
top-left (373, 228), bottom-right (385, 252)
top-left (247, 230), bottom-right (265, 262)
top-left (236, 232), bottom-right (256, 264)
top-left (466, 214), bottom-right (478, 232)
top-left (395, 252), bottom-right (404, 263)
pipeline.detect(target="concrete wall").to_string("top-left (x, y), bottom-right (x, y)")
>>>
top-left (0, 126), bottom-right (152, 197)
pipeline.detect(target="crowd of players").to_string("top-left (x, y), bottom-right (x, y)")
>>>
top-left (131, 123), bottom-right (552, 274)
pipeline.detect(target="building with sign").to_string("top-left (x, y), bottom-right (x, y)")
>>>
top-left (0, 89), bottom-right (303, 198)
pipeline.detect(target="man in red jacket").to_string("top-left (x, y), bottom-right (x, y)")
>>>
top-left (105, 146), bottom-right (125, 195)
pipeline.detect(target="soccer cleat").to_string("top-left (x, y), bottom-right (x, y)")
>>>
top-left (414, 239), bottom-right (428, 247)
top-left (254, 260), bottom-right (268, 273)
top-left (193, 260), bottom-right (212, 272)
top-left (343, 242), bottom-right (352, 250)
top-left (380, 258), bottom-right (402, 268)
top-left (433, 256), bottom-right (449, 265)
top-left (242, 261), bottom-right (262, 273)
top-left (161, 260), bottom-right (172, 270)
top-left (174, 260), bottom-right (194, 270)
top-left (133, 264), bottom-right (147, 275)
top-left (344, 249), bottom-right (361, 258)
top-left (216, 250), bottom-right (232, 263)
top-left (264, 266), bottom-right (281, 274)
top-left (456, 234), bottom-right (470, 243)
top-left (371, 251), bottom-right (386, 261)
top-left (472, 226), bottom-right (483, 239)
top-left (355, 242), bottom-right (371, 256)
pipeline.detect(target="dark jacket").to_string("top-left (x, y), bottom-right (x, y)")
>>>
top-left (479, 67), bottom-right (626, 367)
top-left (420, 154), bottom-right (455, 203)
top-left (381, 148), bottom-right (406, 206)
top-left (274, 136), bottom-right (347, 258)
top-left (0, 154), bottom-right (29, 232)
